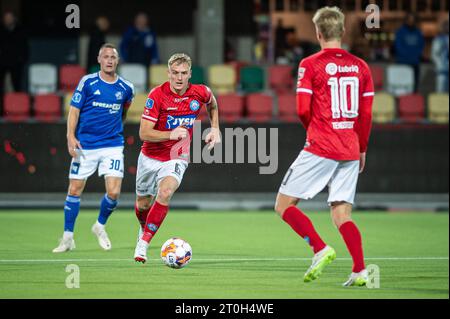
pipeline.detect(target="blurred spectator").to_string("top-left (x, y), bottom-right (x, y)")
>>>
top-left (120, 12), bottom-right (159, 67)
top-left (87, 16), bottom-right (110, 73)
top-left (0, 12), bottom-right (29, 113)
top-left (393, 14), bottom-right (424, 92)
top-left (274, 19), bottom-right (289, 60)
top-left (431, 19), bottom-right (449, 93)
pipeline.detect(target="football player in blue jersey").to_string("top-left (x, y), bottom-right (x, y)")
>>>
top-left (53, 43), bottom-right (135, 253)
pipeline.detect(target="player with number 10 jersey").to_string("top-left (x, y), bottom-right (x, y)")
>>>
top-left (275, 6), bottom-right (374, 287)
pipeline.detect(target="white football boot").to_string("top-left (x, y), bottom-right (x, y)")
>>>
top-left (303, 245), bottom-right (336, 282)
top-left (52, 233), bottom-right (76, 253)
top-left (134, 239), bottom-right (149, 263)
top-left (343, 269), bottom-right (369, 287)
top-left (91, 221), bottom-right (112, 251)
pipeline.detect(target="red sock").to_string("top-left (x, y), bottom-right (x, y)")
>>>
top-left (141, 201), bottom-right (169, 243)
top-left (282, 206), bottom-right (326, 254)
top-left (135, 203), bottom-right (150, 230)
top-left (339, 221), bottom-right (365, 273)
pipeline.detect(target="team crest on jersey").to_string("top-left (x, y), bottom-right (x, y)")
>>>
top-left (298, 67), bottom-right (306, 80)
top-left (190, 100), bottom-right (200, 111)
top-left (325, 63), bottom-right (338, 75)
top-left (166, 114), bottom-right (196, 129)
top-left (115, 91), bottom-right (123, 100)
top-left (145, 98), bottom-right (154, 109)
top-left (72, 92), bottom-right (82, 103)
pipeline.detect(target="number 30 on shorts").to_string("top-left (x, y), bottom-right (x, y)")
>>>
top-left (109, 159), bottom-right (121, 171)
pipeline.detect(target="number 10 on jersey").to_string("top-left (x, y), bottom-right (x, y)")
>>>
top-left (328, 76), bottom-right (359, 119)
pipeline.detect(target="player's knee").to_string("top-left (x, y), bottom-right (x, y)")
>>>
top-left (157, 187), bottom-right (174, 203)
top-left (107, 190), bottom-right (120, 201)
top-left (68, 185), bottom-right (83, 197)
top-left (136, 199), bottom-right (151, 212)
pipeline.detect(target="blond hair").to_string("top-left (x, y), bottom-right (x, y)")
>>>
top-left (312, 6), bottom-right (345, 41)
top-left (98, 43), bottom-right (119, 57)
top-left (168, 53), bottom-right (192, 69)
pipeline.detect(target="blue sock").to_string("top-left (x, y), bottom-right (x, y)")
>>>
top-left (98, 194), bottom-right (117, 225)
top-left (64, 195), bottom-right (80, 232)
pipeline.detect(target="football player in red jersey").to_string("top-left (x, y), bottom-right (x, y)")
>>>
top-left (134, 53), bottom-right (220, 263)
top-left (274, 7), bottom-right (374, 286)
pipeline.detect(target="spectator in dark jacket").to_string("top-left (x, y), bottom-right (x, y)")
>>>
top-left (87, 16), bottom-right (110, 73)
top-left (120, 12), bottom-right (159, 67)
top-left (0, 12), bottom-right (29, 113)
top-left (394, 14), bottom-right (425, 92)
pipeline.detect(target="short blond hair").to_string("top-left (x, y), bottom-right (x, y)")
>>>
top-left (312, 6), bottom-right (345, 41)
top-left (168, 53), bottom-right (192, 69)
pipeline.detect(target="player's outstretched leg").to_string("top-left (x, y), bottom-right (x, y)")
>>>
top-left (53, 180), bottom-right (85, 253)
top-left (92, 177), bottom-right (121, 251)
top-left (275, 193), bottom-right (335, 282)
top-left (134, 177), bottom-right (178, 263)
top-left (331, 202), bottom-right (367, 287)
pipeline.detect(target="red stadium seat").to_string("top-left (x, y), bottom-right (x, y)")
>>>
top-left (34, 94), bottom-right (62, 122)
top-left (369, 65), bottom-right (384, 92)
top-left (269, 65), bottom-right (294, 94)
top-left (217, 93), bottom-right (244, 123)
top-left (277, 94), bottom-right (298, 123)
top-left (3, 93), bottom-right (31, 122)
top-left (398, 94), bottom-right (425, 123)
top-left (246, 93), bottom-right (273, 123)
top-left (59, 64), bottom-right (86, 92)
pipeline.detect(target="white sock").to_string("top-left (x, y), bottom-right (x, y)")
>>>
top-left (63, 231), bottom-right (74, 240)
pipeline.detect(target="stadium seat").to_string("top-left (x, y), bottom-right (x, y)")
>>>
top-left (369, 64), bottom-right (384, 91)
top-left (126, 93), bottom-right (147, 123)
top-left (386, 65), bottom-right (414, 96)
top-left (191, 66), bottom-right (205, 85)
top-left (277, 94), bottom-right (298, 123)
top-left (119, 64), bottom-right (147, 93)
top-left (240, 66), bottom-right (265, 93)
top-left (217, 93), bottom-right (244, 123)
top-left (428, 93), bottom-right (449, 124)
top-left (3, 93), bottom-right (30, 122)
top-left (227, 61), bottom-right (249, 83)
top-left (59, 64), bottom-right (86, 92)
top-left (398, 94), bottom-right (425, 123)
top-left (246, 93), bottom-right (273, 122)
top-left (34, 94), bottom-right (62, 123)
top-left (28, 63), bottom-right (57, 94)
top-left (269, 65), bottom-right (294, 94)
top-left (372, 92), bottom-right (396, 123)
top-left (208, 64), bottom-right (236, 94)
top-left (149, 64), bottom-right (168, 89)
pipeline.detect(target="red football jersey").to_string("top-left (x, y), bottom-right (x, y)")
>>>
top-left (296, 48), bottom-right (374, 161)
top-left (141, 82), bottom-right (212, 162)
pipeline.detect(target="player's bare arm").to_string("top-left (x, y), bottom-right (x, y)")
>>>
top-left (66, 106), bottom-right (82, 157)
top-left (205, 94), bottom-right (221, 150)
top-left (139, 118), bottom-right (188, 142)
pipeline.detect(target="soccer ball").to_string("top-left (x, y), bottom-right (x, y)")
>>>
top-left (160, 237), bottom-right (192, 269)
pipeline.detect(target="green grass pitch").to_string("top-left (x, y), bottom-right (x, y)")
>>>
top-left (0, 209), bottom-right (448, 299)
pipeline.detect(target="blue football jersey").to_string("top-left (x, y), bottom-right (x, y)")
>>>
top-left (70, 72), bottom-right (134, 149)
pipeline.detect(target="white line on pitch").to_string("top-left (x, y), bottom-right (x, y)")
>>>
top-left (0, 257), bottom-right (448, 263)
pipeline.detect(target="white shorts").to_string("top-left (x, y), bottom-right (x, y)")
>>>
top-left (69, 147), bottom-right (124, 180)
top-left (135, 153), bottom-right (188, 197)
top-left (278, 150), bottom-right (360, 205)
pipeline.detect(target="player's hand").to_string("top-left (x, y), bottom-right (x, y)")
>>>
top-left (169, 126), bottom-right (188, 141)
top-left (205, 127), bottom-right (221, 151)
top-left (67, 135), bottom-right (82, 157)
top-left (359, 152), bottom-right (366, 173)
